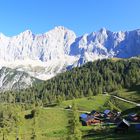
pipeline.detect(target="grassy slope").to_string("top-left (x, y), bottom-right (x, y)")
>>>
top-left (60, 94), bottom-right (110, 111)
top-left (0, 95), bottom-right (109, 140)
top-left (2, 108), bottom-right (68, 140)
top-left (115, 85), bottom-right (140, 103)
top-left (20, 108), bottom-right (69, 140)
top-left (0, 93), bottom-right (139, 140)
top-left (110, 96), bottom-right (136, 111)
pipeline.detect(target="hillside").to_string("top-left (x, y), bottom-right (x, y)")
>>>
top-left (33, 57), bottom-right (140, 104)
top-left (111, 85), bottom-right (140, 103)
top-left (1, 57), bottom-right (140, 104)
top-left (0, 94), bottom-right (139, 140)
top-left (0, 67), bottom-right (40, 91)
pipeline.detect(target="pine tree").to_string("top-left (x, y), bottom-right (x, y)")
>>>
top-left (67, 102), bottom-right (82, 140)
top-left (31, 107), bottom-right (39, 140)
top-left (87, 88), bottom-right (93, 98)
top-left (56, 95), bottom-right (62, 105)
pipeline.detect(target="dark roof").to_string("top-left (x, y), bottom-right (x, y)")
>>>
top-left (128, 113), bottom-right (137, 117)
top-left (90, 110), bottom-right (97, 115)
top-left (118, 119), bottom-right (130, 127)
top-left (122, 119), bottom-right (130, 126)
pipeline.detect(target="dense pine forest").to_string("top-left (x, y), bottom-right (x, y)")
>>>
top-left (1, 57), bottom-right (140, 105)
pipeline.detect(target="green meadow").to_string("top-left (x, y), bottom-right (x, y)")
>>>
top-left (0, 92), bottom-right (139, 140)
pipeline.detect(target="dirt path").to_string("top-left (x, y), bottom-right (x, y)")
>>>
top-left (43, 106), bottom-right (90, 113)
top-left (112, 95), bottom-right (140, 106)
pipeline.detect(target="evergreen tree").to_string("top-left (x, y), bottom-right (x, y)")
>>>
top-left (87, 88), bottom-right (93, 98)
top-left (31, 107), bottom-right (39, 140)
top-left (67, 102), bottom-right (82, 140)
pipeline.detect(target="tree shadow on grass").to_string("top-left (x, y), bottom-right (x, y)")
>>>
top-left (83, 127), bottom-right (140, 140)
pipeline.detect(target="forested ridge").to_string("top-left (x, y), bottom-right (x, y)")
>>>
top-left (1, 58), bottom-right (140, 105)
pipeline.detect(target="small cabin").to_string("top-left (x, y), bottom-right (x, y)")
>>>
top-left (80, 113), bottom-right (88, 121)
top-left (128, 113), bottom-right (140, 122)
top-left (90, 110), bottom-right (101, 117)
top-left (104, 109), bottom-right (114, 118)
top-left (81, 116), bottom-right (102, 126)
top-left (115, 119), bottom-right (130, 133)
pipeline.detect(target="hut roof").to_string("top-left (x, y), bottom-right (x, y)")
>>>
top-left (128, 113), bottom-right (137, 117)
top-left (118, 119), bottom-right (130, 128)
top-left (90, 110), bottom-right (99, 115)
top-left (104, 109), bottom-right (111, 115)
top-left (80, 113), bottom-right (88, 119)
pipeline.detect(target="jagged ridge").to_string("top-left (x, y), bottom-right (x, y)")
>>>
top-left (0, 26), bottom-right (140, 83)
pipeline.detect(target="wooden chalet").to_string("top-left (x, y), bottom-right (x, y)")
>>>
top-left (81, 116), bottom-right (102, 126)
top-left (104, 110), bottom-right (114, 118)
top-left (115, 119), bottom-right (130, 133)
top-left (90, 110), bottom-right (101, 117)
top-left (128, 113), bottom-right (140, 122)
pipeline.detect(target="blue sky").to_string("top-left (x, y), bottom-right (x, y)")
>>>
top-left (0, 0), bottom-right (140, 36)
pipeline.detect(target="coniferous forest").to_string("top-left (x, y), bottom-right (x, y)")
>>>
top-left (1, 58), bottom-right (140, 105)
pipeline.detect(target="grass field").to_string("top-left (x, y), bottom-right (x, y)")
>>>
top-left (110, 96), bottom-right (136, 112)
top-left (21, 108), bottom-right (69, 140)
top-left (0, 108), bottom-right (68, 140)
top-left (112, 85), bottom-right (140, 103)
top-left (0, 95), bottom-right (111, 140)
top-left (0, 93), bottom-right (139, 140)
top-left (60, 94), bottom-right (110, 112)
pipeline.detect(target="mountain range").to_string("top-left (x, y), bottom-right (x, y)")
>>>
top-left (0, 26), bottom-right (140, 90)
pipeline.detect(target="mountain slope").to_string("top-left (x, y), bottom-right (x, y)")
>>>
top-left (0, 27), bottom-right (140, 81)
top-left (0, 26), bottom-right (77, 80)
top-left (33, 57), bottom-right (140, 101)
top-left (2, 58), bottom-right (140, 103)
top-left (0, 67), bottom-right (39, 91)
